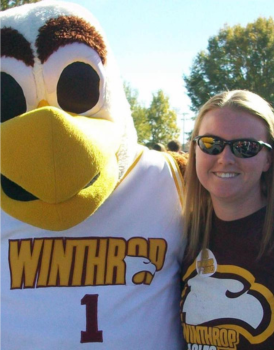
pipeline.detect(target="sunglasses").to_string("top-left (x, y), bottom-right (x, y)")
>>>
top-left (194, 135), bottom-right (272, 158)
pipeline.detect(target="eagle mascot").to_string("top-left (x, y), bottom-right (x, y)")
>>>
top-left (0, 1), bottom-right (187, 349)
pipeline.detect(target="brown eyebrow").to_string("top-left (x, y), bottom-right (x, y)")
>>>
top-left (1, 27), bottom-right (35, 66)
top-left (36, 16), bottom-right (107, 64)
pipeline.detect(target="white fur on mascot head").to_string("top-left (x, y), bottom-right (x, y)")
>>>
top-left (1, 0), bottom-right (138, 230)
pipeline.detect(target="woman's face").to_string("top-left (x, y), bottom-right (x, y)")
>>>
top-left (196, 107), bottom-right (271, 212)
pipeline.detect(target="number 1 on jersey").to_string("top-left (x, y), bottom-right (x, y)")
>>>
top-left (81, 294), bottom-right (103, 343)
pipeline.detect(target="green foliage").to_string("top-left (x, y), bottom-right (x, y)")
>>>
top-left (146, 90), bottom-right (180, 145)
top-left (124, 83), bottom-right (180, 146)
top-left (124, 82), bottom-right (151, 145)
top-left (184, 17), bottom-right (274, 112)
top-left (1, 0), bottom-right (40, 11)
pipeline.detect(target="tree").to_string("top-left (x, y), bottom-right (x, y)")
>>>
top-left (124, 82), bottom-right (151, 145)
top-left (184, 17), bottom-right (274, 112)
top-left (146, 90), bottom-right (180, 146)
top-left (1, 0), bottom-right (40, 11)
top-left (124, 84), bottom-right (180, 146)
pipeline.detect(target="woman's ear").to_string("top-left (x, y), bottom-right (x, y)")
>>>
top-left (263, 150), bottom-right (273, 172)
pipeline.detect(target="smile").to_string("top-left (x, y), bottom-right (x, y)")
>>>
top-left (214, 172), bottom-right (239, 178)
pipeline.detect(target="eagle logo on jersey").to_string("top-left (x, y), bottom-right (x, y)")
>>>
top-left (181, 249), bottom-right (274, 350)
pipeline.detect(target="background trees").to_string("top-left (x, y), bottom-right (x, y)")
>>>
top-left (1, 0), bottom-right (40, 11)
top-left (146, 90), bottom-right (180, 146)
top-left (184, 17), bottom-right (274, 112)
top-left (124, 83), bottom-right (180, 146)
top-left (124, 82), bottom-right (151, 145)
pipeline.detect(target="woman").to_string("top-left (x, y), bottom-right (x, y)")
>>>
top-left (180, 90), bottom-right (274, 349)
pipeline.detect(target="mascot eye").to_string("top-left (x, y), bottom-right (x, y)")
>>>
top-left (57, 62), bottom-right (100, 114)
top-left (1, 57), bottom-right (37, 122)
top-left (43, 43), bottom-right (106, 117)
top-left (1, 72), bottom-right (27, 123)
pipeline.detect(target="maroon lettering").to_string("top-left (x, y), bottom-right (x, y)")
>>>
top-left (81, 294), bottom-right (103, 343)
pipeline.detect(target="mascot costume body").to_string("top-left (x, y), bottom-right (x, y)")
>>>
top-left (1, 2), bottom-right (187, 349)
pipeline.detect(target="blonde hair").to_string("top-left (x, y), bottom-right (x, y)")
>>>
top-left (183, 90), bottom-right (274, 259)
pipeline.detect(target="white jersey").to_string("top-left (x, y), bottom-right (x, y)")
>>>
top-left (1, 147), bottom-right (186, 350)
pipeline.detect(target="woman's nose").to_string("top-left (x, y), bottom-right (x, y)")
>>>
top-left (217, 144), bottom-right (236, 164)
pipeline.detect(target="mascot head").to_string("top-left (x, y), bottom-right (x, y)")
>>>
top-left (1, 1), bottom-right (138, 230)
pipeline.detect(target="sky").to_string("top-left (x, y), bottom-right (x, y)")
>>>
top-left (58, 0), bottom-right (273, 139)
